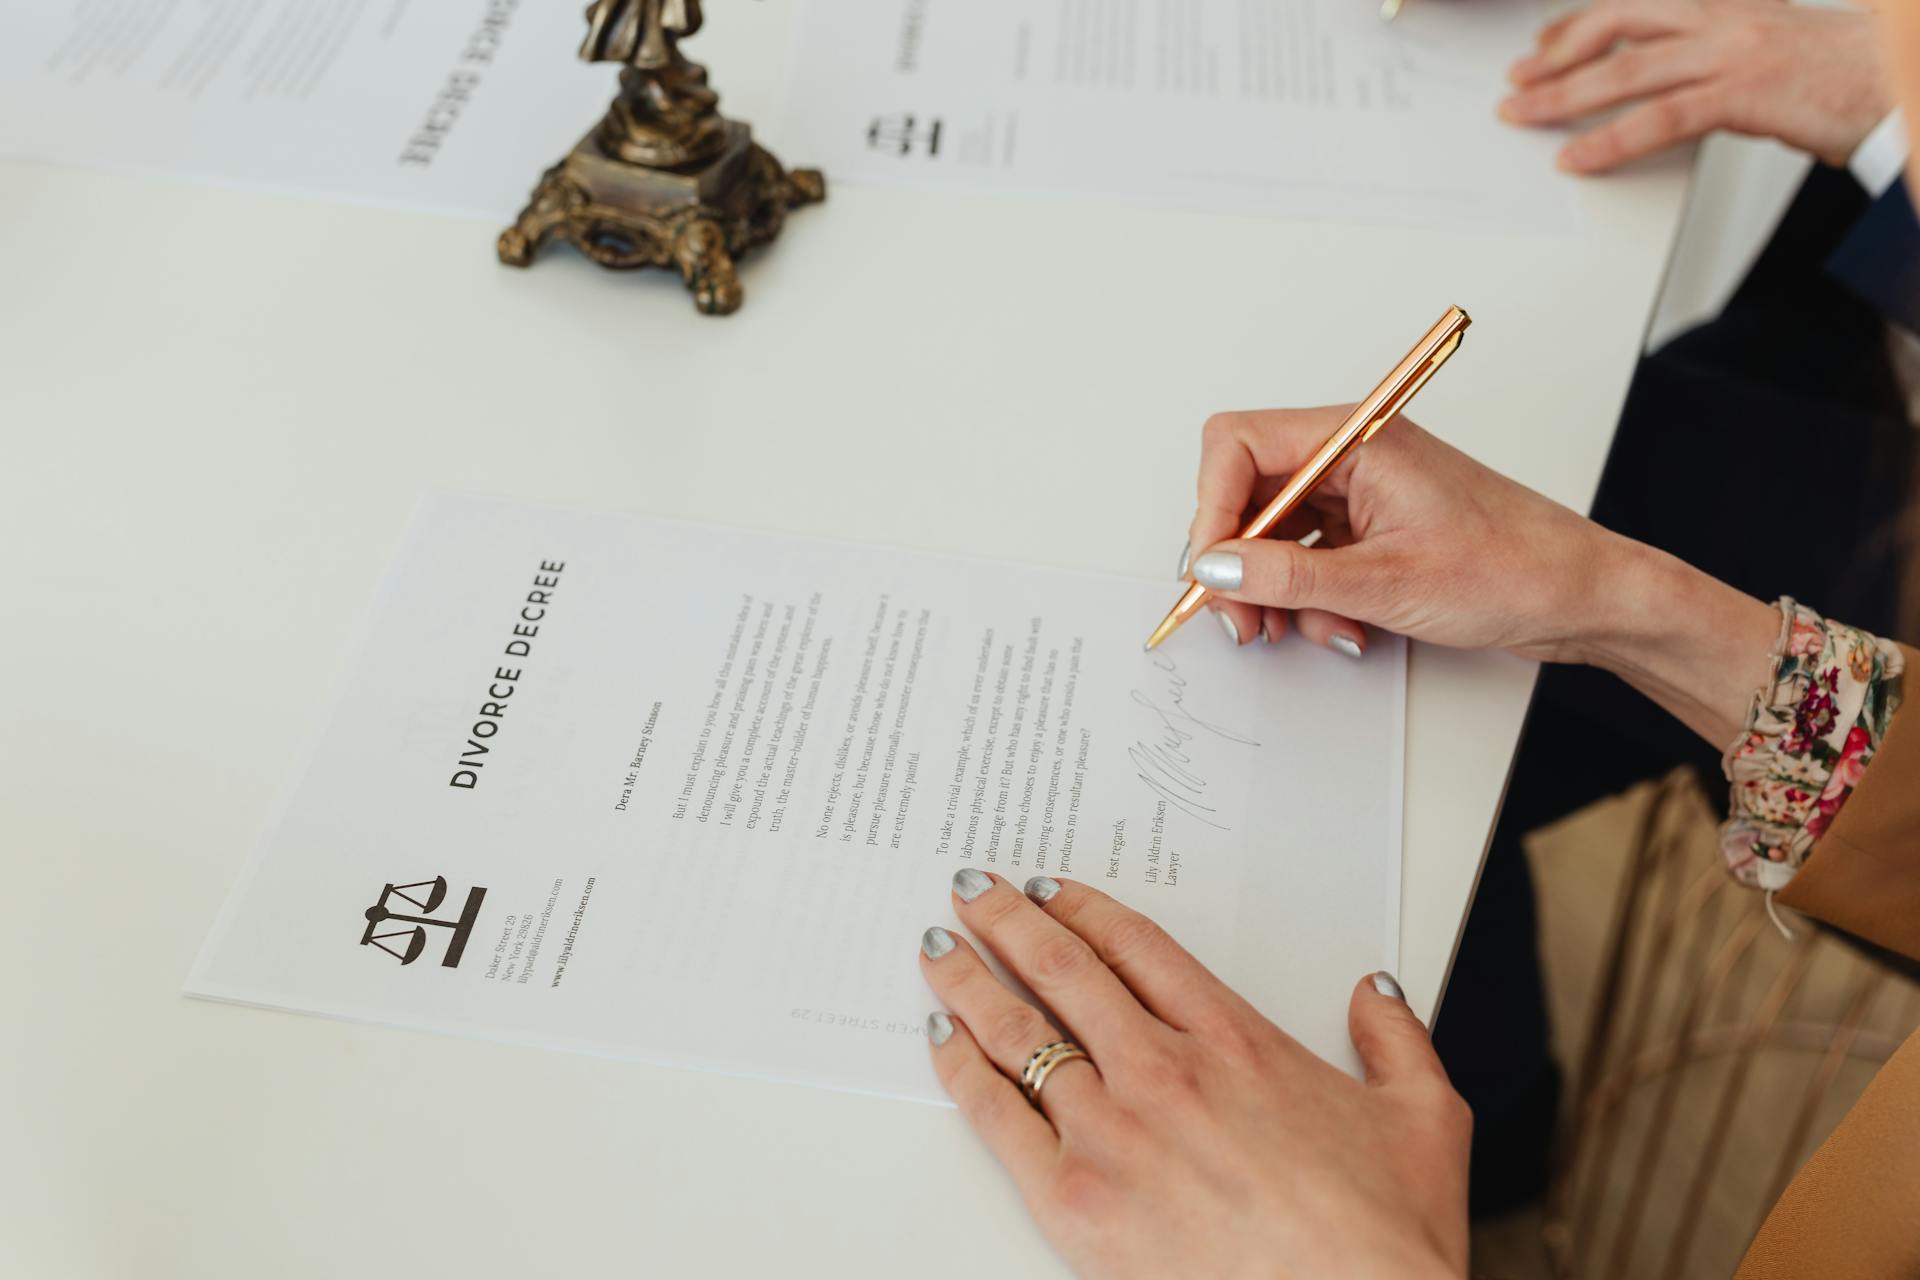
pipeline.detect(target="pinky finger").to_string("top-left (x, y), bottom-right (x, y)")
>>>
top-left (1531, 9), bottom-right (1580, 52)
top-left (1528, 10), bottom-right (1574, 45)
top-left (928, 1012), bottom-right (1057, 1191)
top-left (1557, 88), bottom-right (1717, 173)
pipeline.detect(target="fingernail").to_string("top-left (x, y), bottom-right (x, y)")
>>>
top-left (1177, 541), bottom-right (1191, 580)
top-left (1330, 634), bottom-right (1363, 660)
top-left (1191, 550), bottom-right (1243, 591)
top-left (1024, 875), bottom-right (1061, 904)
top-left (1215, 609), bottom-right (1241, 646)
top-left (1372, 971), bottom-right (1405, 1001)
top-left (922, 926), bottom-right (956, 959)
top-left (952, 867), bottom-right (993, 902)
top-left (927, 1011), bottom-right (954, 1045)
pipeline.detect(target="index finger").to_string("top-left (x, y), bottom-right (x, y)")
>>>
top-left (1189, 406), bottom-right (1357, 556)
top-left (1527, 8), bottom-right (1582, 58)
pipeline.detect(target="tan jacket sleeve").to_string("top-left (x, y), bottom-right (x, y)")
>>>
top-left (1735, 643), bottom-right (1920, 1278)
top-left (1776, 643), bottom-right (1920, 961)
top-left (1734, 1029), bottom-right (1920, 1279)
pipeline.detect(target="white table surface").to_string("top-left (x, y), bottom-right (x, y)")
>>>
top-left (0, 5), bottom-right (1695, 1275)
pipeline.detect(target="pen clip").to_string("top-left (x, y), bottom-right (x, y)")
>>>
top-left (1360, 330), bottom-right (1464, 441)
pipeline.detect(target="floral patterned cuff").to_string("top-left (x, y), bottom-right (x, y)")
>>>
top-left (1720, 599), bottom-right (1904, 891)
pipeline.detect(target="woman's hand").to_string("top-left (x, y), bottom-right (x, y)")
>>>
top-left (1186, 408), bottom-right (1625, 663)
top-left (1184, 407), bottom-right (1779, 747)
top-left (1497, 0), bottom-right (1890, 174)
top-left (922, 869), bottom-right (1471, 1280)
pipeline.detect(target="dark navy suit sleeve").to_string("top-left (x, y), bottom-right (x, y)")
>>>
top-left (1827, 177), bottom-right (1920, 338)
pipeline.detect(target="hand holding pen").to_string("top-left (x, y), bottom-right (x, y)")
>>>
top-left (1167, 400), bottom-right (1693, 668)
top-left (1147, 307), bottom-right (1468, 652)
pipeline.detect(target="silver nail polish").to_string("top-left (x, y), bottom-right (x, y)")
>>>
top-left (927, 1011), bottom-right (954, 1045)
top-left (1024, 876), bottom-right (1061, 904)
top-left (922, 926), bottom-right (956, 959)
top-left (1331, 634), bottom-right (1364, 660)
top-left (1176, 541), bottom-right (1191, 580)
top-left (953, 867), bottom-right (993, 902)
top-left (1372, 971), bottom-right (1405, 1001)
top-left (1215, 610), bottom-right (1241, 646)
top-left (1191, 550), bottom-right (1244, 591)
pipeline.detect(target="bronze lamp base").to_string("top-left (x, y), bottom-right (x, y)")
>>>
top-left (498, 121), bottom-right (824, 316)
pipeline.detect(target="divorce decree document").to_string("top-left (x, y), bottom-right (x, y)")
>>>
top-left (0, 0), bottom-right (610, 218)
top-left (189, 494), bottom-right (1404, 1100)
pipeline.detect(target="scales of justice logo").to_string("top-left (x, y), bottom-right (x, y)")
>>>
top-left (866, 112), bottom-right (942, 157)
top-left (360, 876), bottom-right (488, 968)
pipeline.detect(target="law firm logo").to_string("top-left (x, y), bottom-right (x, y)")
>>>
top-left (866, 112), bottom-right (942, 158)
top-left (360, 876), bottom-right (487, 968)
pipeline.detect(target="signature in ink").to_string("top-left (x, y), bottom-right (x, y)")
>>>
top-left (1126, 652), bottom-right (1260, 831)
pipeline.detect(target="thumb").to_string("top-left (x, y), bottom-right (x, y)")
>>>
top-left (1348, 971), bottom-right (1445, 1089)
top-left (1191, 537), bottom-right (1378, 620)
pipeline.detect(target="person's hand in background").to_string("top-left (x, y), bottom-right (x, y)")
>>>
top-left (1498, 0), bottom-right (1890, 174)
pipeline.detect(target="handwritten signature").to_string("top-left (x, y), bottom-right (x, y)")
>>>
top-left (1126, 652), bottom-right (1260, 830)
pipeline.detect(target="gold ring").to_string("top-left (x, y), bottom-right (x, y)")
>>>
top-left (1020, 1038), bottom-right (1092, 1105)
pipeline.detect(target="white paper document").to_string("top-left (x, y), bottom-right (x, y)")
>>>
top-left (0, 0), bottom-right (610, 218)
top-left (780, 0), bottom-right (1573, 229)
top-left (9, 0), bottom-right (1569, 230)
top-left (189, 495), bottom-right (1404, 1100)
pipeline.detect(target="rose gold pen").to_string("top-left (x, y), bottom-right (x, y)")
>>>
top-left (1142, 305), bottom-right (1471, 652)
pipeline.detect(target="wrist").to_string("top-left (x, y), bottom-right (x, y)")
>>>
top-left (1806, 15), bottom-right (1895, 169)
top-left (1571, 537), bottom-right (1778, 746)
top-left (1821, 109), bottom-right (1895, 172)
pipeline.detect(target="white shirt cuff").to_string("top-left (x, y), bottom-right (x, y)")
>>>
top-left (1849, 109), bottom-right (1909, 196)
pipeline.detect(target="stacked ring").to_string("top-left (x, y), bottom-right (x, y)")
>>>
top-left (1020, 1038), bottom-right (1093, 1105)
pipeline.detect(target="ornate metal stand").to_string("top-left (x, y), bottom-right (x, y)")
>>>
top-left (498, 123), bottom-right (823, 315)
top-left (496, 1), bottom-right (823, 315)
